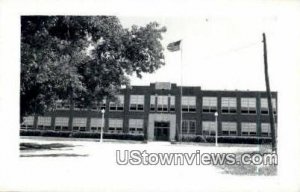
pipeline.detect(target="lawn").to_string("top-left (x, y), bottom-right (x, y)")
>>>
top-left (10, 136), bottom-right (279, 192)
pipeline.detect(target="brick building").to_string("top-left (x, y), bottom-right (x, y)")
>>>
top-left (21, 82), bottom-right (277, 142)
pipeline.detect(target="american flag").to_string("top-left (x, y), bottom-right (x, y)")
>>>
top-left (167, 40), bottom-right (181, 52)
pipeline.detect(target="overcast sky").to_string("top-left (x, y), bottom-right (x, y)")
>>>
top-left (120, 16), bottom-right (287, 91)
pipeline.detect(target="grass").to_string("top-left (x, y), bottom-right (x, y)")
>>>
top-left (215, 146), bottom-right (277, 176)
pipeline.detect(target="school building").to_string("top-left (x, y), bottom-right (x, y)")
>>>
top-left (21, 82), bottom-right (277, 141)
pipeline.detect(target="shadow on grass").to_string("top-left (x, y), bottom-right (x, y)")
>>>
top-left (20, 153), bottom-right (88, 157)
top-left (20, 142), bottom-right (75, 151)
top-left (215, 150), bottom-right (277, 176)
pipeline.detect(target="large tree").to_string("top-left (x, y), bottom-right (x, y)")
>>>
top-left (21, 16), bottom-right (166, 120)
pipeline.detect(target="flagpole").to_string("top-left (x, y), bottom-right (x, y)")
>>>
top-left (180, 40), bottom-right (183, 143)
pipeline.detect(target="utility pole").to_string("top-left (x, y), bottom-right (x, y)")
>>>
top-left (262, 33), bottom-right (276, 152)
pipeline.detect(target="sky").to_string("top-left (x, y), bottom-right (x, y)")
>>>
top-left (119, 16), bottom-right (284, 91)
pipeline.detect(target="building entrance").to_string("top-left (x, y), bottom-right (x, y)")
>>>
top-left (154, 121), bottom-right (170, 141)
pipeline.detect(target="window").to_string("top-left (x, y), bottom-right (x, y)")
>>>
top-left (202, 121), bottom-right (216, 136)
top-left (108, 119), bottom-right (123, 134)
top-left (202, 97), bottom-right (217, 113)
top-left (261, 123), bottom-right (271, 137)
top-left (129, 119), bottom-right (144, 135)
top-left (150, 95), bottom-right (156, 111)
top-left (150, 95), bottom-right (175, 112)
top-left (90, 118), bottom-right (104, 132)
top-left (170, 96), bottom-right (175, 112)
top-left (55, 100), bottom-right (70, 110)
top-left (72, 118), bottom-right (87, 132)
top-left (182, 120), bottom-right (196, 134)
top-left (157, 96), bottom-right (168, 112)
top-left (260, 98), bottom-right (277, 115)
top-left (182, 96), bottom-right (196, 112)
top-left (241, 98), bottom-right (256, 114)
top-left (55, 117), bottom-right (69, 131)
top-left (130, 95), bottom-right (144, 111)
top-left (221, 97), bottom-right (237, 114)
top-left (21, 116), bottom-right (34, 129)
top-left (221, 122), bottom-right (237, 136)
top-left (109, 95), bottom-right (124, 111)
top-left (91, 99), bottom-right (106, 111)
top-left (241, 123), bottom-right (257, 136)
top-left (37, 116), bottom-right (52, 130)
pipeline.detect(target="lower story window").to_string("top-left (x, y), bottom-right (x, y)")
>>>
top-left (202, 121), bottom-right (216, 136)
top-left (54, 117), bottom-right (69, 131)
top-left (241, 123), bottom-right (257, 136)
top-left (221, 122), bottom-right (237, 136)
top-left (129, 119), bottom-right (144, 135)
top-left (72, 117), bottom-right (87, 132)
top-left (108, 119), bottom-right (123, 134)
top-left (182, 120), bottom-right (196, 134)
top-left (90, 118), bottom-right (104, 132)
top-left (21, 116), bottom-right (34, 129)
top-left (261, 123), bottom-right (271, 137)
top-left (37, 116), bottom-right (52, 130)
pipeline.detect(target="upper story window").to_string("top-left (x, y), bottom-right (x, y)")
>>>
top-left (241, 98), bottom-right (256, 114)
top-left (202, 97), bottom-right (217, 113)
top-left (170, 96), bottom-right (175, 112)
top-left (241, 122), bottom-right (257, 136)
top-left (150, 95), bottom-right (176, 112)
top-left (130, 95), bottom-right (144, 111)
top-left (182, 120), bottom-right (196, 134)
top-left (221, 122), bottom-right (237, 136)
top-left (108, 118), bottom-right (123, 134)
top-left (260, 98), bottom-right (277, 115)
top-left (91, 99), bottom-right (106, 111)
top-left (150, 95), bottom-right (156, 111)
top-left (109, 95), bottom-right (124, 111)
top-left (221, 97), bottom-right (237, 114)
top-left (181, 96), bottom-right (196, 112)
top-left (202, 121), bottom-right (216, 136)
top-left (157, 96), bottom-right (168, 112)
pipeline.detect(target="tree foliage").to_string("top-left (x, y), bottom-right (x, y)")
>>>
top-left (21, 16), bottom-right (166, 118)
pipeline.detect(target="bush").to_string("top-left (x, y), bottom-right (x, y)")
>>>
top-left (180, 135), bottom-right (272, 144)
top-left (20, 130), bottom-right (41, 136)
top-left (103, 133), bottom-right (144, 141)
top-left (71, 132), bottom-right (100, 138)
top-left (70, 132), bottom-right (144, 140)
top-left (41, 131), bottom-right (71, 137)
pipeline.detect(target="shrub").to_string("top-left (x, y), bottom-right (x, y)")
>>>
top-left (20, 130), bottom-right (41, 136)
top-left (71, 132), bottom-right (100, 138)
top-left (41, 131), bottom-right (71, 137)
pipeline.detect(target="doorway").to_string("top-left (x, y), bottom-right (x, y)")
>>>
top-left (154, 121), bottom-right (170, 141)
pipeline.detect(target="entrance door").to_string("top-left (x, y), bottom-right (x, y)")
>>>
top-left (154, 121), bottom-right (170, 141)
